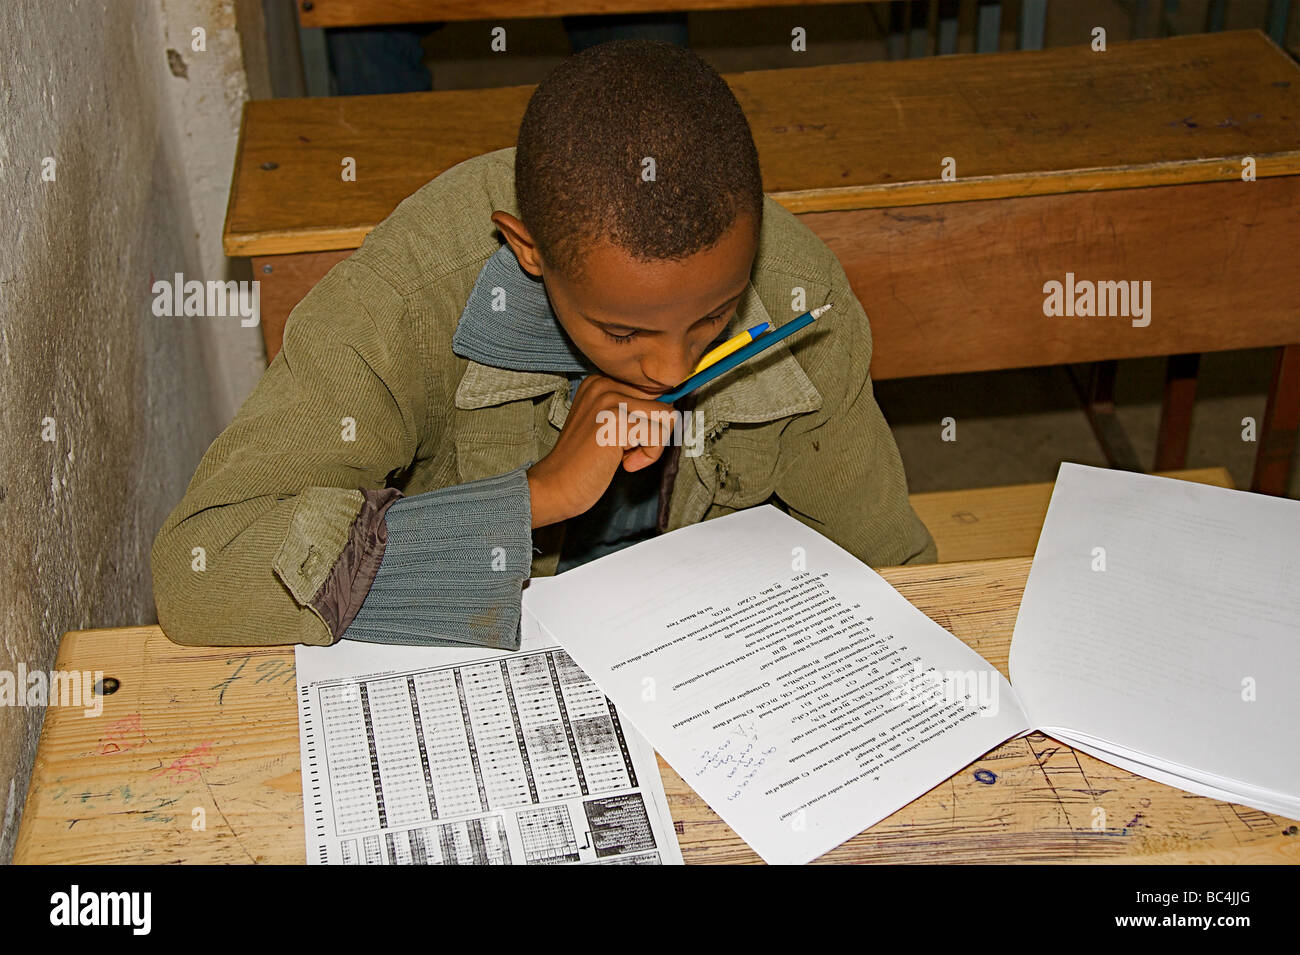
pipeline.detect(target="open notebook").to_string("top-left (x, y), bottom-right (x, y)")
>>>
top-left (523, 463), bottom-right (1300, 864)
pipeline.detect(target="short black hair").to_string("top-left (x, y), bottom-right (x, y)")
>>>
top-left (515, 39), bottom-right (764, 283)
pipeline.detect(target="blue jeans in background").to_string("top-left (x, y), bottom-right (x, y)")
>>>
top-left (325, 16), bottom-right (689, 94)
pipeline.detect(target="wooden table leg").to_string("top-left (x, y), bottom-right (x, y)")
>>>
top-left (1155, 352), bottom-right (1200, 471)
top-left (1070, 361), bottom-right (1143, 473)
top-left (1251, 343), bottom-right (1300, 496)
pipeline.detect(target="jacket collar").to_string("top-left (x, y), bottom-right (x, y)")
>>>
top-left (453, 245), bottom-right (822, 425)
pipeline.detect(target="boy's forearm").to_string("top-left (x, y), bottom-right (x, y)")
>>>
top-left (151, 490), bottom-right (365, 647)
top-left (153, 466), bottom-right (537, 650)
top-left (342, 465), bottom-right (535, 651)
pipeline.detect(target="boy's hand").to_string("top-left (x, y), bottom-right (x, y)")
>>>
top-left (527, 374), bottom-right (679, 529)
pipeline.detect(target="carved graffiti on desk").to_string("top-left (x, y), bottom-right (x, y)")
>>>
top-left (96, 712), bottom-right (150, 756)
top-left (210, 655), bottom-right (295, 705)
top-left (152, 741), bottom-right (218, 784)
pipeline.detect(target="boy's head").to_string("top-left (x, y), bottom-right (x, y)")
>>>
top-left (494, 39), bottom-right (764, 395)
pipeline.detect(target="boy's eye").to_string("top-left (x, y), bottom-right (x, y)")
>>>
top-left (601, 311), bottom-right (729, 346)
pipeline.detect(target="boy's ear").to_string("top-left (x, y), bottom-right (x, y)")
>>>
top-left (491, 212), bottom-right (544, 278)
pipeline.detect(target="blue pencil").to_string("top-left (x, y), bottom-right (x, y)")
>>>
top-left (655, 304), bottom-right (831, 403)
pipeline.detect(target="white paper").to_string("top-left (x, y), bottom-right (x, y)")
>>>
top-left (523, 505), bottom-right (1030, 865)
top-left (1010, 463), bottom-right (1300, 817)
top-left (295, 608), bottom-right (683, 865)
top-left (1049, 729), bottom-right (1300, 819)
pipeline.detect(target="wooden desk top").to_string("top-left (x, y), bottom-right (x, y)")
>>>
top-left (16, 556), bottom-right (1298, 864)
top-left (224, 31), bottom-right (1300, 256)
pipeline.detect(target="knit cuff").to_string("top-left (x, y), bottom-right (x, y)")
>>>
top-left (342, 464), bottom-right (534, 650)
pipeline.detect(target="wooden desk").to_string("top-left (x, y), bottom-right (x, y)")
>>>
top-left (16, 556), bottom-right (1298, 864)
top-left (227, 32), bottom-right (1300, 255)
top-left (227, 31), bottom-right (1300, 495)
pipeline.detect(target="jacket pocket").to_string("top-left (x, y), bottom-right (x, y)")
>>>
top-left (702, 425), bottom-right (781, 511)
top-left (452, 402), bottom-right (537, 484)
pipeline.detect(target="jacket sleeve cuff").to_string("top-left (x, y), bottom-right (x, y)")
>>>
top-left (340, 464), bottom-right (534, 651)
top-left (308, 486), bottom-right (403, 639)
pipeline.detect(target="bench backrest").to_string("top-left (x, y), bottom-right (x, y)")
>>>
top-left (225, 30), bottom-right (1300, 375)
top-left (299, 0), bottom-right (875, 27)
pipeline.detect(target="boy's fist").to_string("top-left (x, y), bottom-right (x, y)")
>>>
top-left (526, 374), bottom-right (679, 529)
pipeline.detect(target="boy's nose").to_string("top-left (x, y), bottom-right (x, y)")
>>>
top-left (643, 350), bottom-right (696, 389)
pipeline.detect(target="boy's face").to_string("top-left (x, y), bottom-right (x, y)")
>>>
top-left (493, 210), bottom-right (758, 396)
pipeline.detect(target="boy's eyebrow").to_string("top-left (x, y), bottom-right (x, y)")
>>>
top-left (583, 288), bottom-right (747, 333)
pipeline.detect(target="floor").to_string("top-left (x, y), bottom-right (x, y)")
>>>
top-left (411, 0), bottom-right (1297, 498)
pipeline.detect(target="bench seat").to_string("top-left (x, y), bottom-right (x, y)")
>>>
top-left (913, 466), bottom-right (1234, 562)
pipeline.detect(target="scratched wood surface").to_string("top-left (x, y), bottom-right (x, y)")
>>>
top-left (224, 31), bottom-right (1300, 256)
top-left (911, 467), bottom-right (1233, 563)
top-left (15, 557), bottom-right (1298, 864)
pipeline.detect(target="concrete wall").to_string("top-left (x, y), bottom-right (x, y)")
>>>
top-left (0, 0), bottom-right (266, 863)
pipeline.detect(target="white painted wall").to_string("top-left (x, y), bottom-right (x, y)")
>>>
top-left (0, 0), bottom-right (265, 862)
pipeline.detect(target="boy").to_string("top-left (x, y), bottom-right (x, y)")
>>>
top-left (151, 39), bottom-right (936, 650)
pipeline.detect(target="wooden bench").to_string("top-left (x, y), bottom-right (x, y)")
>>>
top-left (291, 0), bottom-right (1291, 51)
top-left (225, 30), bottom-right (1300, 495)
top-left (16, 553), bottom-right (1298, 864)
top-left (293, 0), bottom-right (1038, 58)
top-left (297, 0), bottom-right (851, 24)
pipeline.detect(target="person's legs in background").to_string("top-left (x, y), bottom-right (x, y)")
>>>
top-left (326, 25), bottom-right (438, 94)
top-left (562, 13), bottom-right (690, 52)
top-left (323, 15), bottom-right (688, 96)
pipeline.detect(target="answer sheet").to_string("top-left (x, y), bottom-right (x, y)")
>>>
top-left (523, 505), bottom-right (1032, 865)
top-left (295, 611), bottom-right (683, 865)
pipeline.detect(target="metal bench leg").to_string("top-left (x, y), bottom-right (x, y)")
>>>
top-left (937, 0), bottom-right (960, 53)
top-left (908, 0), bottom-right (932, 58)
top-left (1132, 0), bottom-right (1153, 38)
top-left (298, 25), bottom-right (331, 97)
top-left (1205, 0), bottom-right (1227, 31)
top-left (1266, 0), bottom-right (1292, 45)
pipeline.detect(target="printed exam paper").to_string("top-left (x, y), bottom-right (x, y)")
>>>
top-left (524, 505), bottom-right (1032, 865)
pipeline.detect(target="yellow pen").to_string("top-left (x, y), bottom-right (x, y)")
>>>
top-left (693, 322), bottom-right (771, 374)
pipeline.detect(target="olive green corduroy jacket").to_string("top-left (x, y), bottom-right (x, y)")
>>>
top-left (151, 147), bottom-right (936, 648)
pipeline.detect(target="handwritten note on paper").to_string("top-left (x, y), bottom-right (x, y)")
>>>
top-left (691, 720), bottom-right (779, 803)
top-left (524, 505), bottom-right (1033, 865)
